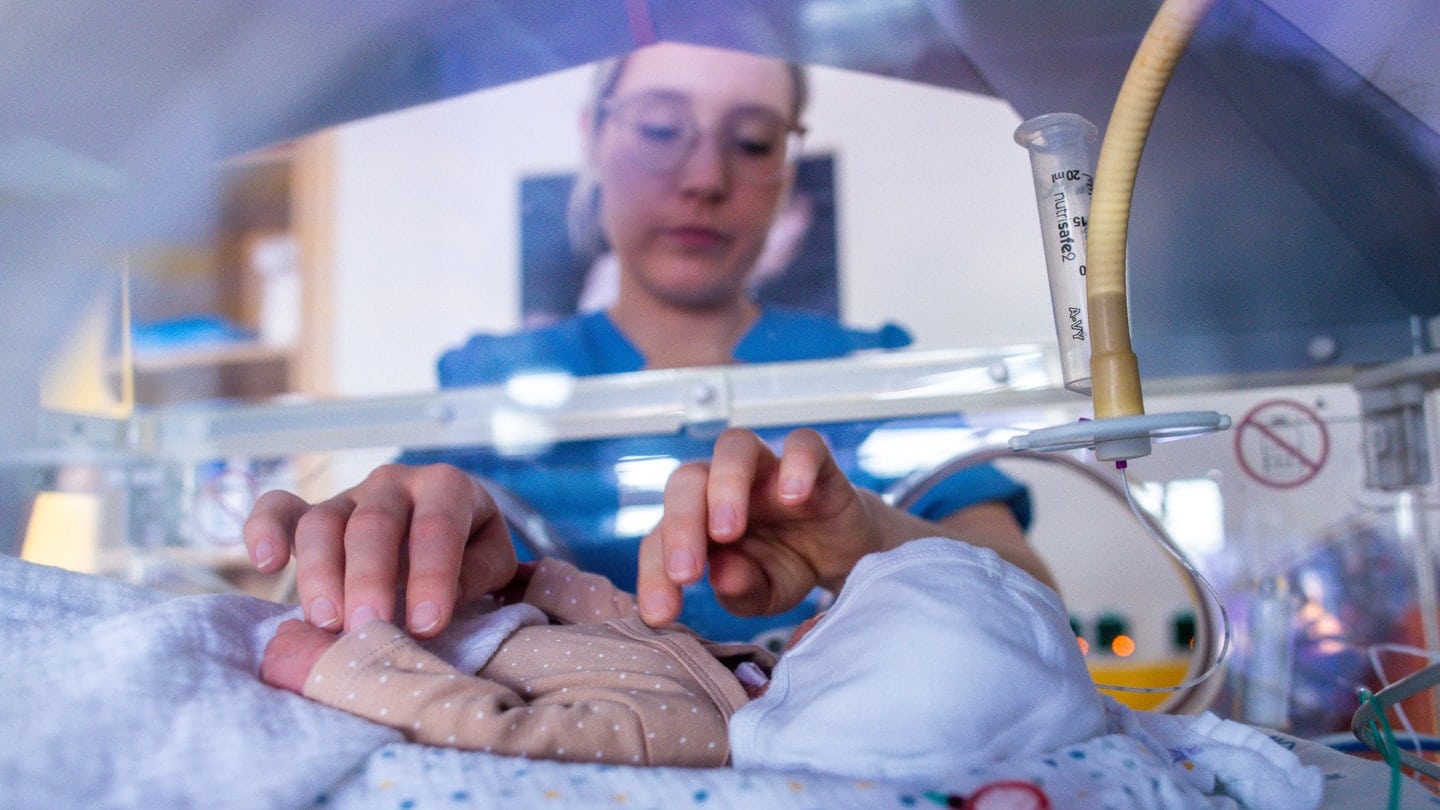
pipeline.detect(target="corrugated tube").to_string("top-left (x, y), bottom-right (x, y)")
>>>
top-left (1087, 0), bottom-right (1216, 419)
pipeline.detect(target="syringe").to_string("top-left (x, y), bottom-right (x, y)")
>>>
top-left (1014, 113), bottom-right (1097, 396)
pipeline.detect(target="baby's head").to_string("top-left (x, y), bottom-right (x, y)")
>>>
top-left (729, 537), bottom-right (1108, 785)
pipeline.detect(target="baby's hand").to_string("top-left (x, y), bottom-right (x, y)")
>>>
top-left (261, 618), bottom-right (340, 694)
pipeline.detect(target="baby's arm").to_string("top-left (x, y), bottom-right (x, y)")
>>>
top-left (521, 557), bottom-right (642, 623)
top-left (261, 557), bottom-right (643, 691)
top-left (287, 619), bottom-right (725, 766)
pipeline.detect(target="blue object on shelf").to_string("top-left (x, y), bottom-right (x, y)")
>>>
top-left (132, 315), bottom-right (255, 353)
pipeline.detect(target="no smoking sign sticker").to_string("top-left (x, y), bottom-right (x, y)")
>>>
top-left (1234, 399), bottom-right (1330, 489)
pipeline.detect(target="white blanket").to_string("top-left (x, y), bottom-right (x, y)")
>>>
top-left (0, 554), bottom-right (1424, 809)
top-left (0, 556), bottom-right (397, 808)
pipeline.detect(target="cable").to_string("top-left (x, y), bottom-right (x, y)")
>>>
top-left (1366, 642), bottom-right (1439, 757)
top-left (1088, 465), bottom-right (1232, 696)
top-left (1357, 687), bottom-right (1405, 810)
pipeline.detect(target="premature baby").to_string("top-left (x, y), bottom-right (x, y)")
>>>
top-left (261, 537), bottom-right (1107, 782)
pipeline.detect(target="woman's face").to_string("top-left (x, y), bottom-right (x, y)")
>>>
top-left (592, 43), bottom-right (799, 311)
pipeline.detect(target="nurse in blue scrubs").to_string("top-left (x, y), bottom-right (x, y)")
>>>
top-left (243, 42), bottom-right (1053, 643)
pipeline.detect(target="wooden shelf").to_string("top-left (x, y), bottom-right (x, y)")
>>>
top-left (123, 135), bottom-right (330, 406)
top-left (131, 341), bottom-right (293, 374)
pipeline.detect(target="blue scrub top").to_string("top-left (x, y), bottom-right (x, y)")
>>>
top-left (403, 309), bottom-right (1031, 644)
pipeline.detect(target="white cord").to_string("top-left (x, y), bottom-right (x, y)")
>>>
top-left (1367, 642), bottom-right (1440, 754)
top-left (1090, 465), bottom-right (1233, 695)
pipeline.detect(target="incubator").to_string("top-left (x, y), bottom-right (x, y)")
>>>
top-left (5, 2), bottom-right (1440, 796)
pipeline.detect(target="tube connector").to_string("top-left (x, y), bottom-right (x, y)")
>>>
top-left (1009, 410), bottom-right (1230, 462)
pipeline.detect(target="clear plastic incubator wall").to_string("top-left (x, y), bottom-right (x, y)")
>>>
top-left (8, 0), bottom-right (1440, 760)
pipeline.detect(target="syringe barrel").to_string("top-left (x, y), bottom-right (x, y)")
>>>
top-left (1014, 113), bottom-right (1098, 395)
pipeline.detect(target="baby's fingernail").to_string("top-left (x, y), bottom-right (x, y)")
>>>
top-left (252, 540), bottom-right (276, 570)
top-left (710, 503), bottom-right (737, 536)
top-left (348, 604), bottom-right (378, 629)
top-left (410, 601), bottom-right (441, 635)
top-left (780, 476), bottom-right (805, 501)
top-left (309, 597), bottom-right (339, 630)
top-left (666, 549), bottom-right (697, 579)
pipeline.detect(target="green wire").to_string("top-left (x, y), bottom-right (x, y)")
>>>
top-left (1358, 687), bottom-right (1402, 810)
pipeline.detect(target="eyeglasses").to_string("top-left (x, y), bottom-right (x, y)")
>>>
top-left (598, 91), bottom-right (805, 185)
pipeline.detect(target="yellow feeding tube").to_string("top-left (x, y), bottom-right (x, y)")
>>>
top-left (1086, 0), bottom-right (1216, 420)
